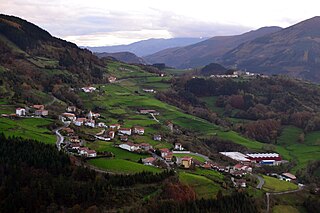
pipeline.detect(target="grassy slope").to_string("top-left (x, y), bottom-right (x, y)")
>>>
top-left (0, 117), bottom-right (56, 144)
top-left (89, 158), bottom-right (162, 174)
top-left (179, 172), bottom-right (221, 199)
top-left (272, 205), bottom-right (300, 213)
top-left (262, 175), bottom-right (298, 192)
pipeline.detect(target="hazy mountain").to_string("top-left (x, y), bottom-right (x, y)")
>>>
top-left (144, 27), bottom-right (282, 69)
top-left (221, 16), bottom-right (320, 82)
top-left (95, 52), bottom-right (146, 64)
top-left (84, 37), bottom-right (208, 57)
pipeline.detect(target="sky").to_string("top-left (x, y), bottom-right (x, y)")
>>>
top-left (0, 0), bottom-right (319, 46)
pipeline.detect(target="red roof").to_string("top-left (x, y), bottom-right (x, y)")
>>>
top-left (63, 113), bottom-right (76, 117)
top-left (119, 128), bottom-right (131, 131)
top-left (76, 118), bottom-right (86, 122)
top-left (234, 164), bottom-right (243, 169)
top-left (143, 157), bottom-right (156, 163)
top-left (87, 150), bottom-right (96, 154)
top-left (181, 156), bottom-right (192, 161)
top-left (159, 148), bottom-right (170, 153)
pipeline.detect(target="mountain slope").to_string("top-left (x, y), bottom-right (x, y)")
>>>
top-left (84, 37), bottom-right (208, 57)
top-left (144, 27), bottom-right (282, 69)
top-left (221, 16), bottom-right (320, 82)
top-left (95, 51), bottom-right (146, 64)
top-left (0, 14), bottom-right (106, 104)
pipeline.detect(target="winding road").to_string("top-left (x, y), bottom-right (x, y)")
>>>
top-left (255, 175), bottom-right (265, 189)
top-left (266, 186), bottom-right (304, 213)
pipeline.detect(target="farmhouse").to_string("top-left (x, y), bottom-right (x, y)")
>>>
top-left (32, 105), bottom-right (45, 110)
top-left (281, 173), bottom-right (297, 182)
top-left (108, 76), bottom-right (117, 83)
top-left (142, 157), bottom-right (156, 166)
top-left (109, 124), bottom-right (121, 130)
top-left (159, 148), bottom-right (172, 158)
top-left (97, 122), bottom-right (106, 128)
top-left (174, 143), bottom-right (184, 151)
top-left (153, 135), bottom-right (161, 141)
top-left (108, 131), bottom-right (115, 139)
top-left (143, 88), bottom-right (154, 93)
top-left (82, 86), bottom-right (96, 93)
top-left (66, 106), bottom-right (77, 112)
top-left (140, 143), bottom-right (152, 151)
top-left (35, 109), bottom-right (48, 116)
top-left (16, 108), bottom-right (26, 116)
top-left (139, 109), bottom-right (157, 114)
top-left (70, 143), bottom-right (81, 150)
top-left (133, 126), bottom-right (144, 135)
top-left (164, 154), bottom-right (173, 162)
top-left (118, 128), bottom-right (132, 135)
top-left (79, 147), bottom-right (97, 157)
top-left (74, 117), bottom-right (86, 126)
top-left (120, 135), bottom-right (128, 142)
top-left (62, 113), bottom-right (77, 121)
top-left (234, 179), bottom-right (246, 188)
top-left (119, 142), bottom-right (140, 152)
top-left (233, 164), bottom-right (252, 173)
top-left (165, 121), bottom-right (174, 131)
top-left (85, 119), bottom-right (95, 128)
top-left (181, 157), bottom-right (193, 169)
top-left (61, 127), bottom-right (74, 136)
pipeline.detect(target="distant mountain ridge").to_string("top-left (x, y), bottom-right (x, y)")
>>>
top-left (220, 16), bottom-right (320, 82)
top-left (143, 27), bottom-right (282, 69)
top-left (95, 52), bottom-right (146, 64)
top-left (84, 37), bottom-right (208, 57)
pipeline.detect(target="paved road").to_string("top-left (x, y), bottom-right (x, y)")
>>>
top-left (190, 152), bottom-right (210, 162)
top-left (54, 122), bottom-right (69, 151)
top-left (255, 175), bottom-right (265, 189)
top-left (266, 186), bottom-right (304, 213)
top-left (150, 113), bottom-right (160, 123)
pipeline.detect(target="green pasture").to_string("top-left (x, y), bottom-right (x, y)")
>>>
top-left (89, 158), bottom-right (162, 174)
top-left (262, 175), bottom-right (298, 192)
top-left (0, 117), bottom-right (56, 144)
top-left (179, 172), bottom-right (221, 199)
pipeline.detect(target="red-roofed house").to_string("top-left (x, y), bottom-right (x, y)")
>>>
top-left (32, 105), bottom-right (45, 110)
top-left (181, 157), bottom-right (193, 169)
top-left (118, 128), bottom-right (132, 135)
top-left (74, 117), bottom-right (86, 126)
top-left (35, 109), bottom-right (48, 116)
top-left (159, 148), bottom-right (171, 158)
top-left (142, 157), bottom-right (156, 165)
top-left (109, 124), bottom-right (121, 130)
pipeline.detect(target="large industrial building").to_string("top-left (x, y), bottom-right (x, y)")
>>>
top-left (220, 152), bottom-right (282, 165)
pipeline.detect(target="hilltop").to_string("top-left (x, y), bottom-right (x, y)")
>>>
top-left (144, 27), bottom-right (281, 68)
top-left (95, 51), bottom-right (146, 64)
top-left (221, 16), bottom-right (320, 82)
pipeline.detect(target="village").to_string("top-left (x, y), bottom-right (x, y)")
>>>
top-left (2, 85), bottom-right (299, 190)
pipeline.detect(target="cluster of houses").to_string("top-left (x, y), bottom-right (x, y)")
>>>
top-left (81, 86), bottom-right (96, 93)
top-left (267, 172), bottom-right (297, 182)
top-left (209, 71), bottom-right (266, 79)
top-left (60, 127), bottom-right (97, 157)
top-left (13, 104), bottom-right (49, 117)
top-left (60, 109), bottom-right (101, 128)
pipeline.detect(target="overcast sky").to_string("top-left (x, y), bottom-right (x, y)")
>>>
top-left (1, 0), bottom-right (319, 46)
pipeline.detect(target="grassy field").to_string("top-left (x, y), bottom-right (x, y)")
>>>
top-left (179, 172), bottom-right (221, 199)
top-left (0, 117), bottom-right (56, 144)
top-left (173, 153), bottom-right (206, 163)
top-left (278, 126), bottom-right (303, 145)
top-left (86, 141), bottom-right (151, 161)
top-left (272, 205), bottom-right (300, 213)
top-left (305, 131), bottom-right (320, 145)
top-left (89, 158), bottom-right (162, 174)
top-left (262, 175), bottom-right (298, 192)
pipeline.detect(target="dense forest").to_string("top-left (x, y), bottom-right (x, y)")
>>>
top-left (0, 134), bottom-right (258, 212)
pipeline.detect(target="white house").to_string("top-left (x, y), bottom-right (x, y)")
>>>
top-left (85, 119), bottom-right (95, 128)
top-left (81, 87), bottom-right (96, 93)
top-left (153, 135), bottom-right (162, 141)
top-left (74, 118), bottom-right (86, 126)
top-left (97, 122), bottom-right (106, 128)
top-left (119, 143), bottom-right (140, 152)
top-left (109, 124), bottom-right (121, 130)
top-left (133, 126), bottom-right (144, 135)
top-left (142, 157), bottom-right (156, 166)
top-left (87, 150), bottom-right (97, 157)
top-left (16, 108), bottom-right (26, 116)
top-left (62, 113), bottom-right (77, 122)
top-left (174, 143), bottom-right (184, 151)
top-left (143, 88), bottom-right (154, 93)
top-left (118, 128), bottom-right (132, 135)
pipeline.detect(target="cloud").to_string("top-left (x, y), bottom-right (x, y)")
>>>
top-left (1, 0), bottom-right (319, 46)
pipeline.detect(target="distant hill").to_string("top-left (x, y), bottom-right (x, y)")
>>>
top-left (221, 16), bottom-right (320, 82)
top-left (143, 27), bottom-right (282, 69)
top-left (84, 37), bottom-right (208, 57)
top-left (95, 52), bottom-right (146, 64)
top-left (200, 63), bottom-right (227, 76)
